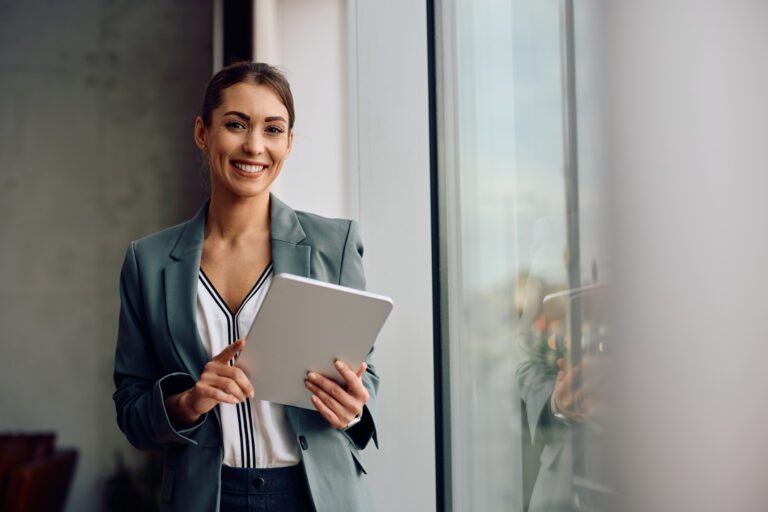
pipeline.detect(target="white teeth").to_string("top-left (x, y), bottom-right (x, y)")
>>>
top-left (233, 162), bottom-right (265, 173)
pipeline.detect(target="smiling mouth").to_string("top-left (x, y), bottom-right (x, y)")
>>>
top-left (232, 161), bottom-right (265, 173)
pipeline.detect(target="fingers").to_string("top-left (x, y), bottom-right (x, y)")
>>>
top-left (334, 360), bottom-right (367, 394)
top-left (305, 371), bottom-right (365, 414)
top-left (212, 338), bottom-right (246, 364)
top-left (187, 371), bottom-right (253, 416)
top-left (557, 362), bottom-right (583, 393)
top-left (188, 345), bottom-right (255, 416)
top-left (553, 358), bottom-right (605, 422)
top-left (201, 359), bottom-right (254, 395)
top-left (194, 380), bottom-right (241, 406)
top-left (175, 341), bottom-right (255, 420)
top-left (207, 375), bottom-right (249, 402)
top-left (309, 394), bottom-right (345, 429)
top-left (305, 380), bottom-right (352, 429)
top-left (554, 388), bottom-right (575, 414)
top-left (305, 364), bottom-right (369, 429)
top-left (220, 365), bottom-right (255, 398)
top-left (555, 359), bottom-right (567, 384)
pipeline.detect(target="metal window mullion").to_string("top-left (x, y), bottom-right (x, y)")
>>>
top-left (560, 0), bottom-right (586, 496)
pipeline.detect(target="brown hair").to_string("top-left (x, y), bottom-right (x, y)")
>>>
top-left (200, 61), bottom-right (295, 130)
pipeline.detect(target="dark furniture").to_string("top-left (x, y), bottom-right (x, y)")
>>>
top-left (0, 433), bottom-right (78, 512)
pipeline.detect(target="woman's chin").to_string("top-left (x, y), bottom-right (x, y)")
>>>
top-left (210, 174), bottom-right (276, 200)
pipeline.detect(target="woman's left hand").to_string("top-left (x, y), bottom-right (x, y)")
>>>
top-left (305, 360), bottom-right (369, 429)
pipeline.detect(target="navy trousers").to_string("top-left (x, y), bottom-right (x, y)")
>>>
top-left (219, 464), bottom-right (315, 512)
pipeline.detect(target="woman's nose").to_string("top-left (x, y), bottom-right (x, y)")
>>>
top-left (243, 130), bottom-right (265, 154)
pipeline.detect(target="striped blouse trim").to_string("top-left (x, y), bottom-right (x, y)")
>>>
top-left (197, 262), bottom-right (273, 468)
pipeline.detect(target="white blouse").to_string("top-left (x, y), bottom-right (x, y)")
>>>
top-left (195, 263), bottom-right (301, 468)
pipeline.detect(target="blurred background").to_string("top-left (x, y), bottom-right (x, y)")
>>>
top-left (1, 0), bottom-right (767, 511)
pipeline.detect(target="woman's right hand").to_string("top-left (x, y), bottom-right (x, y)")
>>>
top-left (552, 357), bottom-right (603, 423)
top-left (165, 338), bottom-right (255, 427)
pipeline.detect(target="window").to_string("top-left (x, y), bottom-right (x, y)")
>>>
top-left (434, 1), bottom-right (609, 509)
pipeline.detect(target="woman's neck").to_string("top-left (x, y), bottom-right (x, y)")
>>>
top-left (205, 190), bottom-right (270, 242)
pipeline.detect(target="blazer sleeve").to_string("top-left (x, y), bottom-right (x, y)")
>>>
top-left (113, 242), bottom-right (208, 451)
top-left (338, 220), bottom-right (380, 450)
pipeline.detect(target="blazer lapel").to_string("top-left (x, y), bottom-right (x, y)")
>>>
top-left (270, 193), bottom-right (311, 278)
top-left (164, 202), bottom-right (209, 380)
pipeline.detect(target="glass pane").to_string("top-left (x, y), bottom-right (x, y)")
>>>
top-left (440, 0), bottom-right (610, 510)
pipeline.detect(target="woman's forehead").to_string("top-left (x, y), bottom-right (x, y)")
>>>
top-left (217, 82), bottom-right (288, 118)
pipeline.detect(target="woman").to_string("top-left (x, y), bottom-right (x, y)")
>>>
top-left (113, 62), bottom-right (378, 512)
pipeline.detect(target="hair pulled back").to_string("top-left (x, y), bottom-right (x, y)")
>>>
top-left (201, 62), bottom-right (295, 131)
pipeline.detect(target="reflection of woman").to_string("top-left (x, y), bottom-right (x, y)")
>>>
top-left (113, 62), bottom-right (378, 512)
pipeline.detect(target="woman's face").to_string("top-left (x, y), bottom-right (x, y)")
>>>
top-left (195, 82), bottom-right (293, 201)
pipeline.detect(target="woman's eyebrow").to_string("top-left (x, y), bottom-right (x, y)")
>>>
top-left (222, 112), bottom-right (286, 124)
top-left (223, 110), bottom-right (249, 120)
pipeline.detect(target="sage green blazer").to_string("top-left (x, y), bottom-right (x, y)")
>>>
top-left (113, 194), bottom-right (379, 512)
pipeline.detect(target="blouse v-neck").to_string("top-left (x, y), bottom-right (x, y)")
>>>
top-left (199, 262), bottom-right (273, 316)
top-left (195, 260), bottom-right (302, 469)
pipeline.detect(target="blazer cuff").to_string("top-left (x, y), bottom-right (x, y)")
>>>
top-left (155, 372), bottom-right (208, 443)
top-left (342, 405), bottom-right (377, 450)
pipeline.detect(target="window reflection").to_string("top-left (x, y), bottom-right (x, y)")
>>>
top-left (518, 283), bottom-right (611, 511)
top-left (440, 0), bottom-right (611, 510)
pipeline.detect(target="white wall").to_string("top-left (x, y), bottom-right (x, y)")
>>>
top-left (267, 0), bottom-right (353, 220)
top-left (355, 2), bottom-right (437, 510)
top-left (265, 1), bottom-right (437, 510)
top-left (602, 1), bottom-right (768, 510)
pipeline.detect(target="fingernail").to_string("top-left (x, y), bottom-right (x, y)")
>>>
top-left (307, 371), bottom-right (317, 379)
top-left (334, 360), bottom-right (343, 368)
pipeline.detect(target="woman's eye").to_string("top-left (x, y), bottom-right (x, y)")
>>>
top-left (266, 126), bottom-right (285, 134)
top-left (226, 121), bottom-right (246, 130)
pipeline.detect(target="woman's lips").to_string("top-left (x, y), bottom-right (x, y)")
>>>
top-left (232, 161), bottom-right (265, 173)
top-left (231, 161), bottom-right (266, 178)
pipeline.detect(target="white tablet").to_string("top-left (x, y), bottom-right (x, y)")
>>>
top-left (240, 273), bottom-right (393, 409)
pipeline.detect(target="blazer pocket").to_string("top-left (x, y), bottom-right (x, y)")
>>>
top-left (161, 465), bottom-right (175, 503)
top-left (349, 446), bottom-right (367, 475)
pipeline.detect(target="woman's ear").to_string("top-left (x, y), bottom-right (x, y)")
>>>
top-left (194, 117), bottom-right (208, 151)
top-left (286, 129), bottom-right (294, 155)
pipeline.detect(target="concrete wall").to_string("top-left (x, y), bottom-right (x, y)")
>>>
top-left (0, 1), bottom-right (211, 510)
